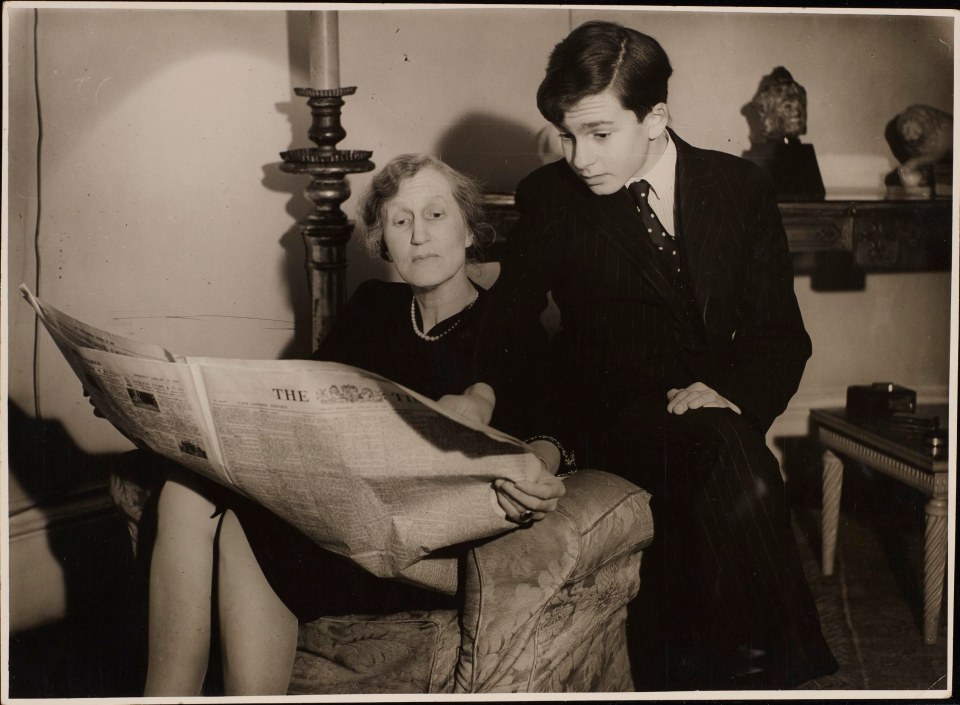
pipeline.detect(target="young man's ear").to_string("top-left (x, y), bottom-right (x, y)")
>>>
top-left (644, 102), bottom-right (669, 139)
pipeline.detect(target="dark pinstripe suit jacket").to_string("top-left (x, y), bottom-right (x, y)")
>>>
top-left (486, 130), bottom-right (811, 439)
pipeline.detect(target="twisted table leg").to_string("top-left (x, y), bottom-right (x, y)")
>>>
top-left (821, 449), bottom-right (844, 577)
top-left (923, 496), bottom-right (947, 645)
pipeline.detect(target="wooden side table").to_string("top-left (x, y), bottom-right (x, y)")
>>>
top-left (811, 406), bottom-right (949, 644)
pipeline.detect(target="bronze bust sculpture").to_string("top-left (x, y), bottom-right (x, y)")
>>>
top-left (752, 66), bottom-right (807, 142)
top-left (744, 67), bottom-right (824, 201)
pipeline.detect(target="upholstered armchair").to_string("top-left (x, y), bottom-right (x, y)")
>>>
top-left (110, 454), bottom-right (653, 694)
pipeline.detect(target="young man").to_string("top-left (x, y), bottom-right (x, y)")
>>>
top-left (484, 21), bottom-right (838, 690)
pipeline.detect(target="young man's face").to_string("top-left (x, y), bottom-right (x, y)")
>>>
top-left (558, 88), bottom-right (668, 195)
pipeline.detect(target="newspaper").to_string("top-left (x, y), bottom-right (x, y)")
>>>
top-left (20, 284), bottom-right (540, 579)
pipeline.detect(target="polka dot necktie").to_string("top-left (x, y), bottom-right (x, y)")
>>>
top-left (627, 179), bottom-right (681, 275)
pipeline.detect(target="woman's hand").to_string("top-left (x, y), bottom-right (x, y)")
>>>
top-left (82, 385), bottom-right (106, 418)
top-left (437, 382), bottom-right (495, 426)
top-left (82, 385), bottom-right (141, 446)
top-left (494, 455), bottom-right (565, 525)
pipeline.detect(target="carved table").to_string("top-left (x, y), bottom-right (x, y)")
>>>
top-left (811, 406), bottom-right (949, 644)
top-left (778, 199), bottom-right (952, 273)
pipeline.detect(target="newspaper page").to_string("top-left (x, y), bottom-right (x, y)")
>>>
top-left (19, 284), bottom-right (178, 362)
top-left (71, 347), bottom-right (229, 486)
top-left (22, 286), bottom-right (539, 577)
top-left (189, 359), bottom-right (536, 577)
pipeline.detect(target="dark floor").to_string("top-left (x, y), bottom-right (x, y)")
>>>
top-left (7, 441), bottom-right (953, 698)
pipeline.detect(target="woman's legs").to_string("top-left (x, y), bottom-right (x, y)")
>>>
top-left (143, 470), bottom-right (221, 696)
top-left (216, 509), bottom-right (299, 695)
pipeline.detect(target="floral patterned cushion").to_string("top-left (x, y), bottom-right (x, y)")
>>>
top-left (289, 610), bottom-right (461, 694)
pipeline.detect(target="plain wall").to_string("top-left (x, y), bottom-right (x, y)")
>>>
top-left (5, 7), bottom-right (955, 476)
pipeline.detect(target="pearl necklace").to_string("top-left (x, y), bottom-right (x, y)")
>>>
top-left (410, 290), bottom-right (479, 342)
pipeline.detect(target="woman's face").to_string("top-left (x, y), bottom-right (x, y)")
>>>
top-left (383, 167), bottom-right (473, 291)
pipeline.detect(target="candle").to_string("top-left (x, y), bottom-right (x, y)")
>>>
top-left (309, 11), bottom-right (340, 90)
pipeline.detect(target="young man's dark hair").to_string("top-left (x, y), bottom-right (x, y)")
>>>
top-left (536, 20), bottom-right (673, 126)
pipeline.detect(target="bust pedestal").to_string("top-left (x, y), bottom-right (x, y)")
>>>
top-left (746, 139), bottom-right (825, 201)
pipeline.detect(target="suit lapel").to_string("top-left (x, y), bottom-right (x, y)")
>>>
top-left (673, 131), bottom-right (726, 323)
top-left (575, 177), bottom-right (680, 311)
top-left (559, 135), bottom-right (728, 332)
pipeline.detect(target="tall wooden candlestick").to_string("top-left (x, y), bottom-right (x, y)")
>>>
top-left (282, 13), bottom-right (373, 350)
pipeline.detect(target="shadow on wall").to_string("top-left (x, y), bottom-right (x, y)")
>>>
top-left (6, 401), bottom-right (136, 622)
top-left (740, 92), bottom-right (765, 149)
top-left (7, 400), bottom-right (146, 696)
top-left (435, 112), bottom-right (554, 192)
top-left (260, 122), bottom-right (314, 361)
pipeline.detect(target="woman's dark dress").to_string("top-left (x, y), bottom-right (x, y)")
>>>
top-left (231, 279), bottom-right (542, 619)
top-left (311, 279), bottom-right (526, 433)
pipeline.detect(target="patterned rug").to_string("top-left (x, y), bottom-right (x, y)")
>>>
top-left (791, 501), bottom-right (949, 692)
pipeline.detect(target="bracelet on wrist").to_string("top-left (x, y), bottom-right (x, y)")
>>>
top-left (524, 434), bottom-right (577, 473)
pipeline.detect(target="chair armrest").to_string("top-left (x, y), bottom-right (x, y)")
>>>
top-left (455, 469), bottom-right (653, 693)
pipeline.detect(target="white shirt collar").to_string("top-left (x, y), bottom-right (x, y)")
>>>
top-left (625, 130), bottom-right (677, 199)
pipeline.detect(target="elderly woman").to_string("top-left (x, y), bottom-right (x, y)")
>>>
top-left (142, 154), bottom-right (568, 696)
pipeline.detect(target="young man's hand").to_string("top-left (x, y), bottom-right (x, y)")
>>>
top-left (666, 382), bottom-right (741, 415)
